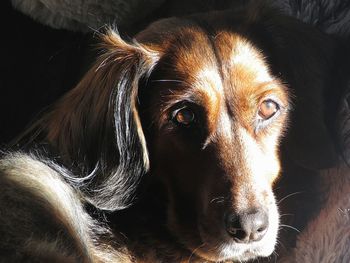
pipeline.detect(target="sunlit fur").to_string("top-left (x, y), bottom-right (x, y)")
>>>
top-left (32, 30), bottom-right (159, 211)
top-left (0, 1), bottom-right (343, 262)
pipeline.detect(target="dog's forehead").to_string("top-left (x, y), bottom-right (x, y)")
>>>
top-left (137, 15), bottom-right (275, 90)
top-left (178, 30), bottom-right (274, 96)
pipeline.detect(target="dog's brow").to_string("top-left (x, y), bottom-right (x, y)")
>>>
top-left (151, 79), bottom-right (194, 90)
top-left (195, 67), bottom-right (223, 93)
top-left (229, 39), bottom-right (272, 83)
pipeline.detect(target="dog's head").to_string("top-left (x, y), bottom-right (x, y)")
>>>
top-left (134, 14), bottom-right (290, 261)
top-left (40, 4), bottom-right (338, 262)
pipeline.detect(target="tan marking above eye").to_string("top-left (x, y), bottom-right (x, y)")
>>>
top-left (174, 108), bottom-right (195, 125)
top-left (258, 99), bottom-right (279, 120)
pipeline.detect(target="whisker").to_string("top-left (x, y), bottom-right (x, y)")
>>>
top-left (187, 243), bottom-right (206, 263)
top-left (280, 224), bottom-right (301, 233)
top-left (279, 213), bottom-right (294, 217)
top-left (152, 79), bottom-right (185, 84)
top-left (275, 238), bottom-right (287, 251)
top-left (277, 191), bottom-right (303, 205)
top-left (210, 196), bottom-right (225, 204)
top-left (151, 79), bottom-right (194, 90)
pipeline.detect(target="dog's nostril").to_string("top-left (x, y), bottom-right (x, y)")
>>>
top-left (225, 209), bottom-right (269, 243)
top-left (228, 228), bottom-right (247, 240)
top-left (257, 227), bottom-right (265, 232)
top-left (225, 214), bottom-right (249, 242)
top-left (225, 213), bottom-right (249, 242)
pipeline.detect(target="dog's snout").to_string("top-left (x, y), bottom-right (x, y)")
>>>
top-left (225, 209), bottom-right (269, 243)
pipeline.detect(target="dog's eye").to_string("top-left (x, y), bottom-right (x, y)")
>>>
top-left (258, 99), bottom-right (279, 120)
top-left (173, 108), bottom-right (195, 126)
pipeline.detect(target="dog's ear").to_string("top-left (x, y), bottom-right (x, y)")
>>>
top-left (44, 30), bottom-right (159, 210)
top-left (285, 89), bottom-right (339, 170)
top-left (277, 28), bottom-right (339, 170)
top-left (276, 19), bottom-right (339, 170)
top-left (275, 29), bottom-right (339, 170)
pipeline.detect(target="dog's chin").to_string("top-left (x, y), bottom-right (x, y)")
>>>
top-left (195, 245), bottom-right (273, 262)
top-left (194, 229), bottom-right (278, 262)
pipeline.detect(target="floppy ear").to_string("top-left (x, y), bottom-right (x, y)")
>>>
top-left (278, 30), bottom-right (339, 170)
top-left (43, 30), bottom-right (159, 210)
top-left (285, 92), bottom-right (338, 170)
top-left (279, 35), bottom-right (339, 170)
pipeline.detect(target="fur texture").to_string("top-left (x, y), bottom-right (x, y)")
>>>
top-left (37, 30), bottom-right (159, 210)
top-left (280, 165), bottom-right (350, 263)
top-left (274, 0), bottom-right (350, 36)
top-left (0, 153), bottom-right (131, 263)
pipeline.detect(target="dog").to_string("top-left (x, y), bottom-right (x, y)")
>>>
top-left (0, 2), bottom-right (343, 262)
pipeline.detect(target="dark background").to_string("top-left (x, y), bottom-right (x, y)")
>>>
top-left (1, 1), bottom-right (94, 145)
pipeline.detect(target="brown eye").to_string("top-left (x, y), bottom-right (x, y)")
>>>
top-left (174, 108), bottom-right (195, 126)
top-left (258, 99), bottom-right (279, 120)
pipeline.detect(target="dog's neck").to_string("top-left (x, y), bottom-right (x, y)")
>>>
top-left (104, 178), bottom-right (203, 262)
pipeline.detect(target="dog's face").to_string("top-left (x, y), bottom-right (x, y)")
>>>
top-left (137, 27), bottom-right (289, 261)
top-left (45, 17), bottom-right (289, 263)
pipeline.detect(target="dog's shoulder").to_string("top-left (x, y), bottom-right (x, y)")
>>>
top-left (0, 153), bottom-right (130, 263)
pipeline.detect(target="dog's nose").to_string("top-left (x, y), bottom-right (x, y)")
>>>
top-left (225, 209), bottom-right (269, 243)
